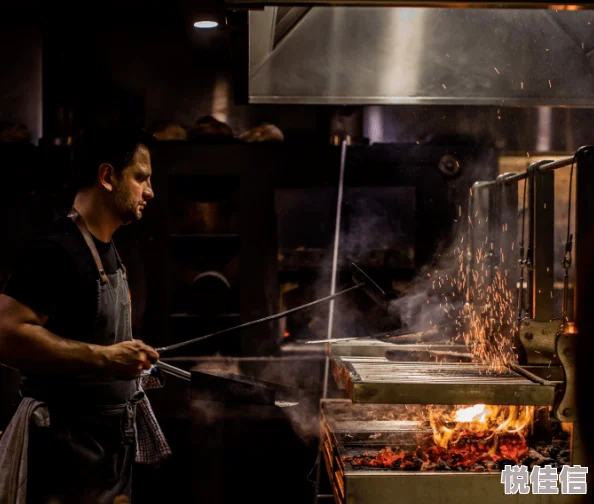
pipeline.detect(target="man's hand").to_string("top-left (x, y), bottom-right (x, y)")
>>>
top-left (101, 340), bottom-right (160, 380)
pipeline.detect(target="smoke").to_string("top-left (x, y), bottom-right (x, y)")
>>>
top-left (187, 354), bottom-right (324, 444)
top-left (188, 355), bottom-right (242, 426)
top-left (387, 252), bottom-right (464, 336)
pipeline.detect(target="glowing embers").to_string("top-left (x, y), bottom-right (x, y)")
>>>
top-left (341, 404), bottom-right (570, 473)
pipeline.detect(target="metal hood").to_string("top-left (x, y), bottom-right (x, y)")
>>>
top-left (246, 6), bottom-right (594, 106)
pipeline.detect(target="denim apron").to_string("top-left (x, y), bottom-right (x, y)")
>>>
top-left (23, 208), bottom-right (141, 504)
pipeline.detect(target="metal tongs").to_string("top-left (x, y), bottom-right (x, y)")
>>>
top-left (151, 263), bottom-right (387, 381)
top-left (151, 360), bottom-right (191, 382)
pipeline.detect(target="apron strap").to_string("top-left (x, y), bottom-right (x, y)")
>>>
top-left (111, 241), bottom-right (127, 276)
top-left (68, 208), bottom-right (109, 285)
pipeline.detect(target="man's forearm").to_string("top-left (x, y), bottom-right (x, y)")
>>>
top-left (0, 322), bottom-right (107, 375)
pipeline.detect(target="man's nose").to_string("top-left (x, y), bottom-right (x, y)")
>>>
top-left (143, 187), bottom-right (155, 200)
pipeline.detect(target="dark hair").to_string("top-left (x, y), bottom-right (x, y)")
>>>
top-left (70, 127), bottom-right (154, 191)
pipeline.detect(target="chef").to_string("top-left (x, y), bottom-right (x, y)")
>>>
top-left (0, 127), bottom-right (170, 504)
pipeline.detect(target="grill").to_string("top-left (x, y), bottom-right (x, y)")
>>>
top-left (316, 152), bottom-right (594, 504)
top-left (332, 359), bottom-right (559, 406)
top-left (320, 398), bottom-right (577, 504)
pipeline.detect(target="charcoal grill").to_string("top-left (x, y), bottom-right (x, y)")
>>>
top-left (321, 400), bottom-right (577, 504)
top-left (332, 359), bottom-right (559, 406)
top-left (316, 150), bottom-right (594, 504)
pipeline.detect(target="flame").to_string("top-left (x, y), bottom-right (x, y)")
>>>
top-left (455, 404), bottom-right (488, 423)
top-left (429, 404), bottom-right (534, 450)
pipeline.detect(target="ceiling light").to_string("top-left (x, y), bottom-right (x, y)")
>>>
top-left (194, 20), bottom-right (219, 29)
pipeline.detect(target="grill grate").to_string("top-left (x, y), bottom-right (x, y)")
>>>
top-left (347, 361), bottom-right (530, 385)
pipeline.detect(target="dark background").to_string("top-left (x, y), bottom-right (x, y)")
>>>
top-left (0, 2), bottom-right (592, 503)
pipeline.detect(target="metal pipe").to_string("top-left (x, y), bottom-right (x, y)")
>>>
top-left (538, 155), bottom-right (577, 172)
top-left (473, 154), bottom-right (577, 190)
top-left (322, 139), bottom-right (348, 396)
top-left (326, 139), bottom-right (348, 347)
top-left (506, 362), bottom-right (555, 386)
top-left (315, 139), bottom-right (348, 504)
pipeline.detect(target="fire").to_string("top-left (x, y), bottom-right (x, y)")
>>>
top-left (341, 404), bottom-right (561, 472)
top-left (455, 404), bottom-right (487, 423)
top-left (429, 404), bottom-right (534, 454)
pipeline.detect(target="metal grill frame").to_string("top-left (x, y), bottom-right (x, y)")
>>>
top-left (332, 357), bottom-right (560, 405)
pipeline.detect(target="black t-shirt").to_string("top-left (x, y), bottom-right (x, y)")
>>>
top-left (3, 216), bottom-right (119, 342)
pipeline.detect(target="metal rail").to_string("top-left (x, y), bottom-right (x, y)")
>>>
top-left (473, 154), bottom-right (577, 190)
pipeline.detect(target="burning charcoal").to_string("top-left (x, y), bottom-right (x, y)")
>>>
top-left (412, 458), bottom-right (424, 470)
top-left (484, 460), bottom-right (498, 471)
top-left (548, 446), bottom-right (560, 459)
top-left (526, 448), bottom-right (546, 462)
top-left (436, 460), bottom-right (450, 471)
top-left (421, 462), bottom-right (437, 471)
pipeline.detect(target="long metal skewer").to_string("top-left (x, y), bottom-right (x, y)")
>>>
top-left (155, 282), bottom-right (364, 354)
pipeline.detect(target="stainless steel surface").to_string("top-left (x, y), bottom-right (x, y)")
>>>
top-left (332, 357), bottom-right (558, 405)
top-left (327, 340), bottom-right (468, 358)
top-left (327, 470), bottom-right (582, 504)
top-left (247, 7), bottom-right (594, 106)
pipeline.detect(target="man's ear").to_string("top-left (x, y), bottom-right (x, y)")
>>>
top-left (98, 163), bottom-right (116, 192)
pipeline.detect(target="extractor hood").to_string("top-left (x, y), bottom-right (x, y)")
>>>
top-left (242, 5), bottom-right (594, 106)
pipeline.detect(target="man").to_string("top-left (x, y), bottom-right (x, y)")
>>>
top-left (0, 128), bottom-right (170, 503)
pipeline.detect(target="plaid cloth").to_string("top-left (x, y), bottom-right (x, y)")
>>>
top-left (136, 370), bottom-right (172, 465)
top-left (0, 398), bottom-right (49, 504)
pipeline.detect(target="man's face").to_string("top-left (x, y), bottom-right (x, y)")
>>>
top-left (112, 144), bottom-right (154, 224)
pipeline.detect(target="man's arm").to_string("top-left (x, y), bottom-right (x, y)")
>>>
top-left (0, 294), bottom-right (159, 379)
